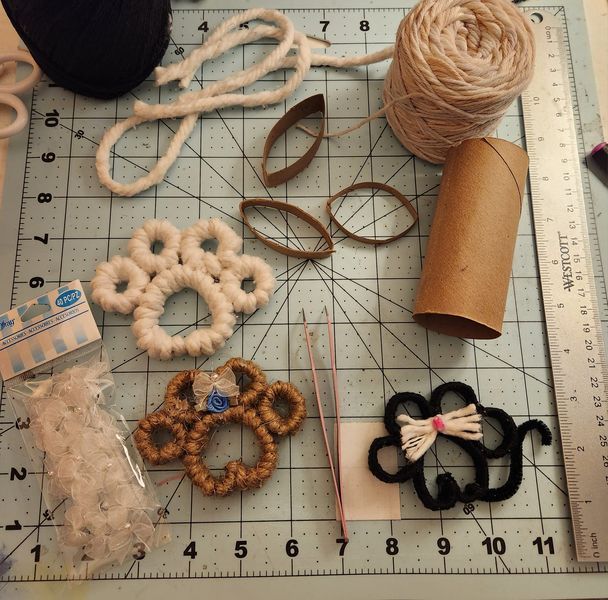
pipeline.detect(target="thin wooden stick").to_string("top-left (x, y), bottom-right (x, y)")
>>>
top-left (302, 310), bottom-right (348, 541)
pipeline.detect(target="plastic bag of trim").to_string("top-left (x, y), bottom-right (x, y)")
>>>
top-left (0, 281), bottom-right (170, 579)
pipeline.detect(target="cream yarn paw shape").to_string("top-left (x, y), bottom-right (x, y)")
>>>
top-left (91, 218), bottom-right (276, 359)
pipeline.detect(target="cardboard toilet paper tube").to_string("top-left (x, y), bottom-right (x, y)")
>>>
top-left (413, 137), bottom-right (529, 339)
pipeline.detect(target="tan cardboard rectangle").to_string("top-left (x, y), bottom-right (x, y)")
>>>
top-left (413, 137), bottom-right (529, 339)
top-left (337, 422), bottom-right (401, 521)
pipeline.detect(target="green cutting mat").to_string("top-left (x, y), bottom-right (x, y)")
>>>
top-left (0, 1), bottom-right (607, 598)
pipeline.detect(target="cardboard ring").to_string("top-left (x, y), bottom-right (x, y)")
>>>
top-left (240, 199), bottom-right (334, 259)
top-left (262, 94), bottom-right (325, 187)
top-left (326, 181), bottom-right (418, 245)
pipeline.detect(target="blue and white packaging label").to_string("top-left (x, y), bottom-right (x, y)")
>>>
top-left (0, 281), bottom-right (100, 380)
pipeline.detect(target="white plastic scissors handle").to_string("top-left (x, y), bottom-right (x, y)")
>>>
top-left (0, 51), bottom-right (42, 139)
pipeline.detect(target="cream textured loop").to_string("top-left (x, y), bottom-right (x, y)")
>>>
top-left (220, 254), bottom-right (276, 314)
top-left (180, 218), bottom-right (243, 276)
top-left (95, 7), bottom-right (393, 197)
top-left (90, 255), bottom-right (150, 314)
top-left (132, 264), bottom-right (237, 360)
top-left (128, 219), bottom-right (182, 273)
top-left (383, 0), bottom-right (535, 163)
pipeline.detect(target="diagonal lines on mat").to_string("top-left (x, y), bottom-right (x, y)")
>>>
top-left (308, 259), bottom-right (513, 571)
top-left (313, 259), bottom-right (553, 390)
top-left (309, 259), bottom-right (563, 501)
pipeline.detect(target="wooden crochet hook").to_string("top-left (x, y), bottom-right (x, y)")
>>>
top-left (302, 309), bottom-right (348, 542)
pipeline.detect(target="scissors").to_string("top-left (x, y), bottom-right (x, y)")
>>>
top-left (0, 51), bottom-right (42, 139)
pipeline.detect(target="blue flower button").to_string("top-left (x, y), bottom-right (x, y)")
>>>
top-left (207, 389), bottom-right (229, 413)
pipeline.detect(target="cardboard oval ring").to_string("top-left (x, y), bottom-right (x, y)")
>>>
top-left (326, 181), bottom-right (418, 245)
top-left (240, 199), bottom-right (334, 259)
top-left (262, 94), bottom-right (325, 187)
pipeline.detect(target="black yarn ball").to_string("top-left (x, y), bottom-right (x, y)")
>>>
top-left (1, 0), bottom-right (172, 99)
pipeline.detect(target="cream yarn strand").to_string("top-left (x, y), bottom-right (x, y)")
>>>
top-left (96, 8), bottom-right (393, 197)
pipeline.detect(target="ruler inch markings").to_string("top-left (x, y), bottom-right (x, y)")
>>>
top-left (522, 9), bottom-right (608, 562)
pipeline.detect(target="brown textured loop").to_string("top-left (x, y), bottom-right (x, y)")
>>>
top-left (258, 381), bottom-right (307, 436)
top-left (163, 360), bottom-right (267, 410)
top-left (134, 410), bottom-right (189, 465)
top-left (137, 357), bottom-right (307, 496)
top-left (223, 357), bottom-right (268, 407)
top-left (163, 369), bottom-right (199, 413)
top-left (182, 407), bottom-right (279, 496)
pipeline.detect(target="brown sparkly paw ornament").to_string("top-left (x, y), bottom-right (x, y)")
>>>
top-left (134, 358), bottom-right (306, 496)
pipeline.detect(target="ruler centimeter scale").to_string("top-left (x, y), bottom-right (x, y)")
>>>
top-left (522, 10), bottom-right (608, 562)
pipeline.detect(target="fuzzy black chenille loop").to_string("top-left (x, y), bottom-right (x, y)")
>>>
top-left (479, 406), bottom-right (518, 459)
top-left (429, 381), bottom-right (479, 414)
top-left (480, 419), bottom-right (552, 503)
top-left (368, 382), bottom-right (552, 511)
top-left (383, 392), bottom-right (431, 437)
top-left (368, 435), bottom-right (415, 483)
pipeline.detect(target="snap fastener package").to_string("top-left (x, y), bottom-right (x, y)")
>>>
top-left (0, 281), bottom-right (170, 579)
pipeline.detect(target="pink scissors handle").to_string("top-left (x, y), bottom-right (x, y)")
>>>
top-left (0, 51), bottom-right (42, 139)
top-left (0, 51), bottom-right (42, 95)
top-left (0, 92), bottom-right (28, 139)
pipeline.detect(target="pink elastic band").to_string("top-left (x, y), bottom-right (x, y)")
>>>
top-left (432, 415), bottom-right (445, 431)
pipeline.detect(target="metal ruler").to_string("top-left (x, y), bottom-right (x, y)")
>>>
top-left (522, 9), bottom-right (608, 562)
